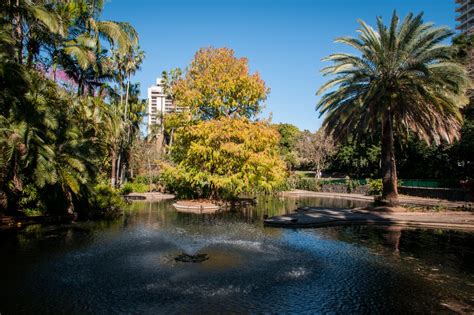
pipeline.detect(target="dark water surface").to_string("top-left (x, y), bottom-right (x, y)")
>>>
top-left (1, 196), bottom-right (473, 314)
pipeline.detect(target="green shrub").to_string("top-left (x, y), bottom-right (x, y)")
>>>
top-left (134, 175), bottom-right (161, 185)
top-left (282, 174), bottom-right (321, 191)
top-left (120, 183), bottom-right (133, 195)
top-left (23, 208), bottom-right (44, 217)
top-left (367, 178), bottom-right (383, 196)
top-left (345, 176), bottom-right (361, 193)
top-left (85, 184), bottom-right (125, 218)
top-left (120, 182), bottom-right (150, 194)
top-left (298, 177), bottom-right (321, 191)
top-left (18, 184), bottom-right (46, 215)
top-left (160, 166), bottom-right (208, 199)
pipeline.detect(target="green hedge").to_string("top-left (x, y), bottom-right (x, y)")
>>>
top-left (313, 178), bottom-right (458, 188)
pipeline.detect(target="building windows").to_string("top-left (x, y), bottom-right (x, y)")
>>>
top-left (147, 77), bottom-right (189, 134)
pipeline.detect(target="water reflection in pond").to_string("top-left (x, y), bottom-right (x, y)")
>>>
top-left (0, 196), bottom-right (473, 314)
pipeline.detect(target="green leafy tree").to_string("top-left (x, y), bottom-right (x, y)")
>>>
top-left (162, 118), bottom-right (287, 200)
top-left (275, 123), bottom-right (301, 170)
top-left (0, 0), bottom-right (63, 64)
top-left (317, 12), bottom-right (470, 205)
top-left (327, 138), bottom-right (381, 178)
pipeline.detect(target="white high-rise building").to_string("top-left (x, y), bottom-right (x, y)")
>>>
top-left (147, 77), bottom-right (182, 132)
top-left (456, 0), bottom-right (474, 92)
top-left (456, 0), bottom-right (474, 34)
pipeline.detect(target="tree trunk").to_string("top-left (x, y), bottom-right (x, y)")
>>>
top-left (168, 128), bottom-right (174, 152)
top-left (124, 72), bottom-right (130, 120)
top-left (26, 36), bottom-right (37, 67)
top-left (116, 151), bottom-right (122, 187)
top-left (78, 77), bottom-right (84, 96)
top-left (147, 157), bottom-right (152, 192)
top-left (12, 5), bottom-right (23, 64)
top-left (119, 70), bottom-right (123, 107)
top-left (53, 62), bottom-right (57, 82)
top-left (111, 150), bottom-right (117, 187)
top-left (315, 163), bottom-right (322, 179)
top-left (3, 154), bottom-right (22, 213)
top-left (120, 163), bottom-right (126, 186)
top-left (381, 112), bottom-right (399, 206)
top-left (64, 188), bottom-right (75, 215)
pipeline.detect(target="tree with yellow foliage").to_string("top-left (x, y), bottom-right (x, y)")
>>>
top-left (173, 47), bottom-right (269, 120)
top-left (162, 47), bottom-right (285, 200)
top-left (161, 117), bottom-right (287, 200)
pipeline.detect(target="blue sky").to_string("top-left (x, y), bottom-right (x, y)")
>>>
top-left (103, 0), bottom-right (457, 132)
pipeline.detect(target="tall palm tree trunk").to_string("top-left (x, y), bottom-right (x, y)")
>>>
top-left (124, 72), bottom-right (130, 119)
top-left (12, 0), bottom-right (23, 64)
top-left (111, 149), bottom-right (117, 187)
top-left (116, 151), bottom-right (122, 187)
top-left (119, 70), bottom-right (124, 107)
top-left (381, 112), bottom-right (399, 205)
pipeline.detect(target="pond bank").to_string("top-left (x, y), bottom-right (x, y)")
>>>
top-left (282, 190), bottom-right (472, 210)
top-left (0, 214), bottom-right (75, 231)
top-left (0, 192), bottom-right (175, 231)
top-left (264, 207), bottom-right (474, 231)
top-left (124, 192), bottom-right (175, 201)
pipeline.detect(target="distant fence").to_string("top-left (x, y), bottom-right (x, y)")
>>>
top-left (399, 179), bottom-right (459, 189)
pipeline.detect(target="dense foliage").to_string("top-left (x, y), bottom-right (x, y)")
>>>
top-left (0, 0), bottom-right (144, 216)
top-left (326, 139), bottom-right (381, 178)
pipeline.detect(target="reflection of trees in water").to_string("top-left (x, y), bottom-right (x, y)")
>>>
top-left (123, 199), bottom-right (472, 275)
top-left (2, 220), bottom-right (123, 256)
top-left (382, 226), bottom-right (402, 254)
top-left (316, 225), bottom-right (402, 255)
top-left (318, 225), bottom-right (474, 273)
top-left (123, 196), bottom-right (370, 229)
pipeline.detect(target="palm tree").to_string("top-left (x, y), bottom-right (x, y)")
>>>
top-left (49, 126), bottom-right (95, 215)
top-left (0, 0), bottom-right (63, 64)
top-left (0, 115), bottom-right (57, 212)
top-left (317, 12), bottom-right (470, 205)
top-left (124, 47), bottom-right (144, 120)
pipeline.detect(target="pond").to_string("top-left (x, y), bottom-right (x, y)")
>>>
top-left (0, 196), bottom-right (473, 314)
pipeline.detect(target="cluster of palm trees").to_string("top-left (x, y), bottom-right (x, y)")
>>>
top-left (0, 0), bottom-right (145, 215)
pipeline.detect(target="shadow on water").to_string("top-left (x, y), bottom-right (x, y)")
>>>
top-left (0, 195), bottom-right (473, 314)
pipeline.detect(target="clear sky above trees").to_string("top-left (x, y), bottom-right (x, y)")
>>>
top-left (103, 0), bottom-right (456, 131)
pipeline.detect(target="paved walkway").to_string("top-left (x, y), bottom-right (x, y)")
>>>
top-left (264, 207), bottom-right (474, 231)
top-left (281, 190), bottom-right (472, 210)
